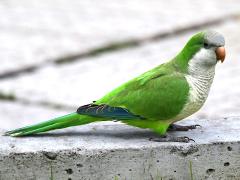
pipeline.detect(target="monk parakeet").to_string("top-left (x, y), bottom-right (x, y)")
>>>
top-left (5, 30), bottom-right (226, 142)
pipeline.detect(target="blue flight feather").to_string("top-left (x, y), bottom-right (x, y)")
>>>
top-left (77, 104), bottom-right (145, 120)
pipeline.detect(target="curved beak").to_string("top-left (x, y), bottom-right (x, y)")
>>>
top-left (215, 46), bottom-right (226, 63)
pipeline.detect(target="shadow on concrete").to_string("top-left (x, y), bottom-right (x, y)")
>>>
top-left (14, 129), bottom-right (160, 140)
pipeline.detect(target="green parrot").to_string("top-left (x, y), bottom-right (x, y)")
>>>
top-left (5, 30), bottom-right (226, 142)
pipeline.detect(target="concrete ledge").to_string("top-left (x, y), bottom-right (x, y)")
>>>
top-left (0, 117), bottom-right (240, 180)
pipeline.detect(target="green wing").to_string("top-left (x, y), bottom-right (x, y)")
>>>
top-left (94, 62), bottom-right (190, 121)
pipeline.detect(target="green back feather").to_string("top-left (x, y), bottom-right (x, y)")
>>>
top-left (96, 63), bottom-right (189, 120)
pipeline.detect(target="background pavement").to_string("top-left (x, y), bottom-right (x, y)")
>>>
top-left (0, 1), bottom-right (240, 130)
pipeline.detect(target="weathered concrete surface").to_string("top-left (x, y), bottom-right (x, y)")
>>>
top-left (0, 20), bottom-right (239, 119)
top-left (0, 117), bottom-right (239, 180)
top-left (0, 0), bottom-right (240, 73)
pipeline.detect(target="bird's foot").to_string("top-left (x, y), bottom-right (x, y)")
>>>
top-left (168, 124), bottom-right (201, 131)
top-left (149, 136), bottom-right (195, 143)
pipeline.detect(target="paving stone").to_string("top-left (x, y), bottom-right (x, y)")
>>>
top-left (0, 21), bottom-right (239, 119)
top-left (0, 117), bottom-right (240, 179)
top-left (0, 101), bottom-right (68, 130)
top-left (0, 0), bottom-right (240, 72)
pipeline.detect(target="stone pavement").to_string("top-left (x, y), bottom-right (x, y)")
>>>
top-left (0, 0), bottom-right (240, 74)
top-left (0, 1), bottom-right (240, 132)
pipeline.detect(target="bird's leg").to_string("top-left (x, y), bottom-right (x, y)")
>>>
top-left (149, 136), bottom-right (195, 143)
top-left (167, 124), bottom-right (201, 131)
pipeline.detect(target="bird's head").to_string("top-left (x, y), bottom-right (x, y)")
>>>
top-left (175, 30), bottom-right (225, 72)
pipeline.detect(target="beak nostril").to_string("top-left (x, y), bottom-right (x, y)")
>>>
top-left (215, 47), bottom-right (225, 63)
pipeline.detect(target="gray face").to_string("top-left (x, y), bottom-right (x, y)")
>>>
top-left (195, 30), bottom-right (225, 67)
top-left (203, 30), bottom-right (225, 48)
top-left (192, 31), bottom-right (225, 67)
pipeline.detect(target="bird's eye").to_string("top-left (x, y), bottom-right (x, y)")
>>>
top-left (204, 43), bottom-right (211, 49)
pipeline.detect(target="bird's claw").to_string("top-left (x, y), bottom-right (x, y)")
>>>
top-left (149, 136), bottom-right (195, 143)
top-left (189, 124), bottom-right (201, 129)
top-left (180, 136), bottom-right (195, 143)
top-left (168, 124), bottom-right (202, 131)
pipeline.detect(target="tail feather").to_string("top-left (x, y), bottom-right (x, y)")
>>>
top-left (4, 113), bottom-right (98, 137)
top-left (5, 113), bottom-right (76, 135)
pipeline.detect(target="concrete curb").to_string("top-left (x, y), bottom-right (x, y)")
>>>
top-left (0, 118), bottom-right (239, 180)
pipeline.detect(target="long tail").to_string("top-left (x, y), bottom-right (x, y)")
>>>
top-left (4, 113), bottom-right (99, 137)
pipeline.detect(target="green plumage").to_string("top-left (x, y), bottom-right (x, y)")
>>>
top-left (5, 32), bottom-right (207, 137)
top-left (97, 63), bottom-right (189, 120)
top-left (5, 113), bottom-right (102, 136)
